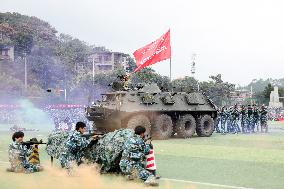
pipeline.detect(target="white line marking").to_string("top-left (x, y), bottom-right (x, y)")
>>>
top-left (161, 178), bottom-right (255, 189)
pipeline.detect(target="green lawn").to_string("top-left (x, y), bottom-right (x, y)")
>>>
top-left (0, 124), bottom-right (284, 189)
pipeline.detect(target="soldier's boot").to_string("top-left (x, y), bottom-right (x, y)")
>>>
top-left (127, 169), bottom-right (138, 180)
top-left (38, 166), bottom-right (44, 172)
top-left (265, 124), bottom-right (268, 133)
top-left (6, 168), bottom-right (14, 172)
top-left (144, 175), bottom-right (159, 186)
top-left (127, 175), bottom-right (135, 180)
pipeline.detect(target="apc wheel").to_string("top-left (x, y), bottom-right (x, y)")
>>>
top-left (176, 114), bottom-right (196, 138)
top-left (126, 114), bottom-right (151, 135)
top-left (196, 114), bottom-right (214, 137)
top-left (151, 114), bottom-right (173, 140)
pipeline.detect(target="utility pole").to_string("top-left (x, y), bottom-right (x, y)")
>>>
top-left (92, 56), bottom-right (95, 85)
top-left (92, 55), bottom-right (95, 105)
top-left (64, 89), bottom-right (67, 102)
top-left (24, 52), bottom-right (27, 90)
top-left (191, 53), bottom-right (199, 91)
top-left (250, 86), bottom-right (253, 105)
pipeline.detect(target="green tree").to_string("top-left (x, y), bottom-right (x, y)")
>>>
top-left (263, 83), bottom-right (274, 99)
top-left (172, 77), bottom-right (198, 92)
top-left (126, 56), bottom-right (136, 72)
top-left (199, 74), bottom-right (235, 106)
top-left (130, 68), bottom-right (171, 90)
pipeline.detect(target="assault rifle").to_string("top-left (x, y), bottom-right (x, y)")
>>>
top-left (22, 138), bottom-right (46, 148)
top-left (81, 132), bottom-right (105, 139)
top-left (82, 131), bottom-right (105, 149)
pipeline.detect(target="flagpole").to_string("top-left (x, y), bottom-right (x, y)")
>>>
top-left (170, 58), bottom-right (172, 81)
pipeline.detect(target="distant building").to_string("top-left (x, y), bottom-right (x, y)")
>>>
top-left (230, 89), bottom-right (252, 103)
top-left (75, 47), bottom-right (129, 73)
top-left (0, 45), bottom-right (14, 62)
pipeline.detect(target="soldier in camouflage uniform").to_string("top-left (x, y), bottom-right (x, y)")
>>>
top-left (240, 105), bottom-right (248, 133)
top-left (91, 129), bottom-right (134, 173)
top-left (59, 122), bottom-right (94, 174)
top-left (260, 105), bottom-right (268, 133)
top-left (231, 104), bottom-right (241, 134)
top-left (7, 131), bottom-right (43, 173)
top-left (220, 106), bottom-right (228, 134)
top-left (119, 126), bottom-right (158, 186)
top-left (247, 104), bottom-right (254, 133)
top-left (252, 104), bottom-right (260, 132)
top-left (226, 106), bottom-right (234, 133)
top-left (214, 108), bottom-right (221, 133)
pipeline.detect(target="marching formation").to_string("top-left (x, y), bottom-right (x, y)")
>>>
top-left (215, 104), bottom-right (268, 134)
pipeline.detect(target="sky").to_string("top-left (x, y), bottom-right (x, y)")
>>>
top-left (1, 0), bottom-right (284, 85)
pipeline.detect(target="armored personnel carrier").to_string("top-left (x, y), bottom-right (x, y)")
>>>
top-left (86, 83), bottom-right (217, 139)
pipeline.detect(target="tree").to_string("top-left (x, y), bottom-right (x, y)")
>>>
top-left (263, 83), bottom-right (274, 99)
top-left (130, 68), bottom-right (171, 90)
top-left (13, 32), bottom-right (33, 56)
top-left (199, 74), bottom-right (235, 106)
top-left (172, 77), bottom-right (198, 92)
top-left (126, 56), bottom-right (136, 72)
top-left (56, 34), bottom-right (91, 67)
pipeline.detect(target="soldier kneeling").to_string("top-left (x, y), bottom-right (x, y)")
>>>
top-left (119, 126), bottom-right (159, 186)
top-left (7, 131), bottom-right (43, 173)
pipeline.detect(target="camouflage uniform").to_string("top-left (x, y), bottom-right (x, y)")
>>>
top-left (119, 134), bottom-right (153, 181)
top-left (247, 105), bottom-right (254, 132)
top-left (220, 107), bottom-right (227, 133)
top-left (59, 130), bottom-right (92, 171)
top-left (92, 129), bottom-right (134, 173)
top-left (46, 130), bottom-right (69, 159)
top-left (260, 106), bottom-right (268, 133)
top-left (252, 106), bottom-right (260, 132)
top-left (214, 109), bottom-right (221, 133)
top-left (226, 107), bottom-right (234, 133)
top-left (240, 106), bottom-right (248, 133)
top-left (8, 141), bottom-right (41, 173)
top-left (231, 106), bottom-right (240, 134)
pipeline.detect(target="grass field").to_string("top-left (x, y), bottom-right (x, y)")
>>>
top-left (0, 122), bottom-right (284, 189)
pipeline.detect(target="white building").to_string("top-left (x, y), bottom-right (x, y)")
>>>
top-left (75, 47), bottom-right (129, 73)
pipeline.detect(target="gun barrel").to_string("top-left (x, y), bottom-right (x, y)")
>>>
top-left (22, 142), bottom-right (46, 145)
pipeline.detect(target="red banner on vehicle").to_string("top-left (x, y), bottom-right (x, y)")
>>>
top-left (133, 30), bottom-right (171, 72)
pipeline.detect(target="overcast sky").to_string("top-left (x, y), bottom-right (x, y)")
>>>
top-left (1, 0), bottom-right (284, 85)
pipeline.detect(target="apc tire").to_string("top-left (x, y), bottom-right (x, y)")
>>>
top-left (152, 114), bottom-right (173, 140)
top-left (176, 114), bottom-right (196, 138)
top-left (127, 114), bottom-right (151, 135)
top-left (196, 114), bottom-right (214, 137)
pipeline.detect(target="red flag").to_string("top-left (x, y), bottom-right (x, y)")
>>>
top-left (133, 30), bottom-right (171, 72)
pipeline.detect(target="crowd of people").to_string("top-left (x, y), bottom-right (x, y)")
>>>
top-left (0, 104), bottom-right (92, 131)
top-left (43, 106), bottom-right (92, 131)
top-left (215, 104), bottom-right (269, 134)
top-left (267, 107), bottom-right (284, 121)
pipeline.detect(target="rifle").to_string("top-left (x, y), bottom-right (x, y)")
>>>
top-left (22, 138), bottom-right (46, 148)
top-left (81, 132), bottom-right (105, 139)
top-left (82, 132), bottom-right (105, 148)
